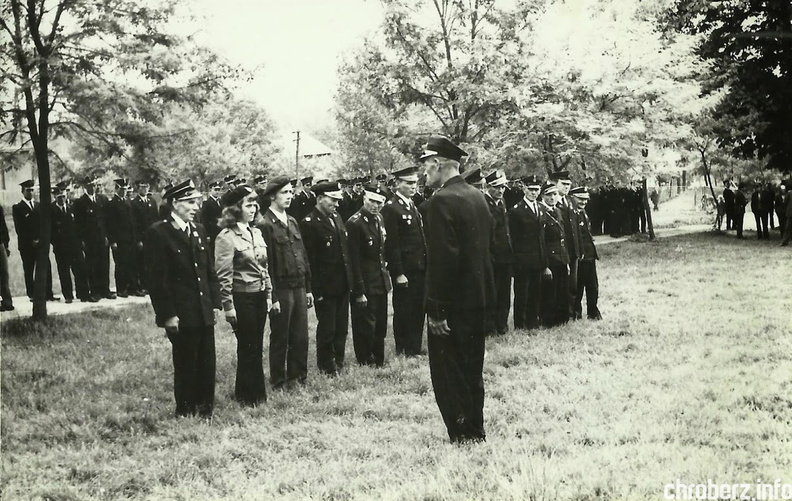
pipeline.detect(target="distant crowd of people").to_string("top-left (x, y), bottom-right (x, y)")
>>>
top-left (715, 181), bottom-right (792, 244)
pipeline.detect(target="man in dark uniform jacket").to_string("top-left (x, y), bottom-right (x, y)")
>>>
top-left (12, 180), bottom-right (54, 300)
top-left (503, 179), bottom-right (523, 209)
top-left (287, 176), bottom-right (315, 222)
top-left (750, 185), bottom-right (770, 239)
top-left (570, 187), bottom-right (602, 320)
top-left (105, 179), bottom-right (137, 297)
top-left (483, 169), bottom-right (513, 335)
top-left (509, 175), bottom-right (547, 330)
top-left (258, 176), bottom-right (314, 390)
top-left (723, 183), bottom-right (735, 230)
top-left (551, 170), bottom-right (581, 319)
top-left (201, 181), bottom-right (224, 248)
top-left (0, 205), bottom-right (14, 311)
top-left (131, 181), bottom-right (158, 294)
top-left (780, 181), bottom-right (792, 246)
top-left (347, 185), bottom-right (392, 366)
top-left (146, 180), bottom-right (221, 417)
top-left (540, 182), bottom-right (570, 327)
top-left (421, 136), bottom-right (495, 444)
top-left (381, 166), bottom-right (427, 356)
top-left (300, 181), bottom-right (352, 375)
top-left (734, 183), bottom-right (748, 239)
top-left (73, 177), bottom-right (114, 299)
top-left (51, 187), bottom-right (92, 303)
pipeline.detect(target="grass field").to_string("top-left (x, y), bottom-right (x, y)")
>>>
top-left (2, 231), bottom-right (792, 500)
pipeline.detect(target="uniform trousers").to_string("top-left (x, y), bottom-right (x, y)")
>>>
top-left (134, 243), bottom-right (145, 292)
top-left (53, 246), bottom-right (89, 300)
top-left (392, 271), bottom-right (426, 355)
top-left (428, 308), bottom-right (486, 443)
top-left (84, 238), bottom-right (111, 296)
top-left (781, 217), bottom-right (792, 245)
top-left (567, 259), bottom-right (579, 319)
top-left (513, 265), bottom-right (542, 330)
top-left (487, 263), bottom-right (512, 335)
top-left (542, 265), bottom-right (569, 327)
top-left (112, 241), bottom-right (136, 295)
top-left (19, 244), bottom-right (53, 298)
top-left (0, 243), bottom-right (12, 307)
top-left (574, 260), bottom-right (601, 320)
top-left (754, 212), bottom-right (769, 239)
top-left (269, 286), bottom-right (308, 389)
top-left (314, 292), bottom-right (350, 374)
top-left (233, 291), bottom-right (268, 406)
top-left (351, 294), bottom-right (388, 366)
top-left (734, 212), bottom-right (745, 238)
top-left (168, 325), bottom-right (215, 417)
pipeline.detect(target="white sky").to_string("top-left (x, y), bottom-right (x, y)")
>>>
top-left (184, 0), bottom-right (385, 129)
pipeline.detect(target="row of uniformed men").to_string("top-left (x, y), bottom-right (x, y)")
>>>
top-left (4, 178), bottom-right (159, 309)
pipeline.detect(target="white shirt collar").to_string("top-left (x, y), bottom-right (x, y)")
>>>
top-left (396, 191), bottom-right (412, 206)
top-left (171, 212), bottom-right (190, 232)
top-left (269, 207), bottom-right (288, 225)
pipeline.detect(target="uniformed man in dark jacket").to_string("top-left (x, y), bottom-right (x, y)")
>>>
top-left (105, 179), bottom-right (137, 297)
top-left (288, 176), bottom-right (315, 222)
top-left (0, 205), bottom-right (14, 311)
top-left (483, 170), bottom-right (513, 335)
top-left (551, 170), bottom-right (581, 319)
top-left (723, 183), bottom-right (735, 231)
top-left (73, 177), bottom-right (114, 299)
top-left (381, 166), bottom-right (427, 356)
top-left (300, 181), bottom-right (352, 375)
top-left (734, 183), bottom-right (748, 239)
top-left (503, 178), bottom-right (523, 208)
top-left (258, 176), bottom-right (314, 390)
top-left (12, 179), bottom-right (55, 300)
top-left (347, 185), bottom-right (392, 366)
top-left (540, 182), bottom-right (570, 327)
top-left (51, 187), bottom-right (92, 303)
top-left (201, 181), bottom-right (224, 249)
top-left (570, 187), bottom-right (602, 320)
top-left (421, 136), bottom-right (495, 444)
top-left (509, 175), bottom-right (547, 330)
top-left (780, 181), bottom-right (792, 246)
top-left (131, 181), bottom-right (158, 294)
top-left (146, 180), bottom-right (220, 417)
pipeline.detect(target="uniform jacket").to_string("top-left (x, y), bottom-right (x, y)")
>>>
top-left (485, 194), bottom-right (513, 265)
top-left (541, 204), bottom-right (570, 267)
top-left (72, 193), bottom-right (106, 244)
top-left (785, 192), bottom-right (792, 218)
top-left (576, 208), bottom-right (598, 261)
top-left (300, 208), bottom-right (352, 298)
top-left (257, 208), bottom-right (311, 302)
top-left (287, 190), bottom-right (316, 222)
top-left (734, 190), bottom-right (748, 214)
top-left (346, 207), bottom-right (392, 297)
top-left (200, 196), bottom-right (223, 245)
top-left (145, 217), bottom-right (221, 328)
top-left (509, 198), bottom-right (546, 270)
top-left (51, 202), bottom-right (81, 253)
top-left (214, 223), bottom-right (272, 312)
top-left (723, 188), bottom-right (735, 209)
top-left (0, 205), bottom-right (9, 248)
top-left (424, 176), bottom-right (495, 319)
top-left (557, 196), bottom-right (581, 260)
top-left (131, 195), bottom-right (159, 243)
top-left (338, 192), bottom-right (362, 222)
top-left (12, 199), bottom-right (39, 249)
top-left (381, 193), bottom-right (426, 277)
top-left (105, 194), bottom-right (136, 245)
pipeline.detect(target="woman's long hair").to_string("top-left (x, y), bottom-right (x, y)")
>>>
top-left (218, 195), bottom-right (263, 229)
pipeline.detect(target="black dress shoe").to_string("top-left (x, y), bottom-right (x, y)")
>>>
top-left (117, 292), bottom-right (129, 298)
top-left (65, 298), bottom-right (73, 304)
top-left (47, 295), bottom-right (60, 302)
top-left (104, 293), bottom-right (117, 300)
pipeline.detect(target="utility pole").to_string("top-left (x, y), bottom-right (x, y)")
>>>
top-left (293, 131), bottom-right (301, 180)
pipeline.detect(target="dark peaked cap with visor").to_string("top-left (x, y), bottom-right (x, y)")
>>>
top-left (418, 136), bottom-right (468, 163)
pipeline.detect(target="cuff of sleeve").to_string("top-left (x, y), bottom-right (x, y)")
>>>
top-left (426, 298), bottom-right (449, 321)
